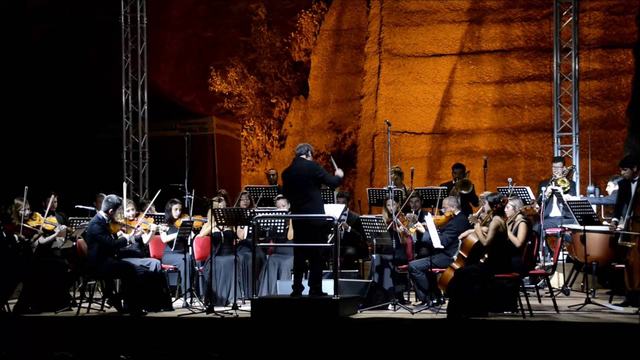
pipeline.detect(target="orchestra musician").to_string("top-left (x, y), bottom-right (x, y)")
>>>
top-left (406, 192), bottom-right (428, 258)
top-left (390, 165), bottom-right (409, 196)
top-left (537, 156), bottom-right (577, 231)
top-left (446, 192), bottom-right (520, 318)
top-left (440, 163), bottom-right (479, 217)
top-left (335, 191), bottom-right (367, 271)
top-left (236, 190), bottom-right (264, 299)
top-left (115, 199), bottom-right (161, 271)
top-left (588, 175), bottom-right (622, 207)
top-left (8, 197), bottom-right (71, 313)
top-left (408, 196), bottom-right (468, 307)
top-left (282, 143), bottom-right (343, 297)
top-left (611, 155), bottom-right (640, 308)
top-left (83, 194), bottom-right (145, 315)
top-left (265, 168), bottom-right (282, 194)
top-left (159, 198), bottom-right (191, 299)
top-left (258, 194), bottom-right (295, 295)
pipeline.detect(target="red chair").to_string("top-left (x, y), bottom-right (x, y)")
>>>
top-left (148, 235), bottom-right (183, 300)
top-left (192, 235), bottom-right (212, 297)
top-left (526, 230), bottom-right (561, 314)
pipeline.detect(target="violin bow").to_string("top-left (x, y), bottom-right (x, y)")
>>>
top-left (386, 189), bottom-right (416, 230)
top-left (19, 185), bottom-right (28, 237)
top-left (134, 189), bottom-right (161, 229)
top-left (330, 155), bottom-right (338, 171)
top-left (40, 194), bottom-right (55, 232)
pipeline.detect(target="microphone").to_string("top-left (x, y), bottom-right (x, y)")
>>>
top-left (384, 119), bottom-right (392, 127)
top-left (483, 156), bottom-right (488, 169)
top-left (507, 177), bottom-right (513, 186)
top-left (410, 167), bottom-right (415, 180)
top-left (75, 205), bottom-right (96, 211)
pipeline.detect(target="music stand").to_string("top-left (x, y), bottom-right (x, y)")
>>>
top-left (358, 215), bottom-right (414, 314)
top-left (149, 213), bottom-right (166, 226)
top-left (320, 188), bottom-right (336, 204)
top-left (172, 220), bottom-right (204, 313)
top-left (497, 186), bottom-right (536, 205)
top-left (253, 209), bottom-right (287, 239)
top-left (413, 187), bottom-right (448, 210)
top-left (67, 217), bottom-right (91, 239)
top-left (244, 185), bottom-right (279, 208)
top-left (564, 199), bottom-right (621, 311)
top-left (367, 188), bottom-right (404, 214)
top-left (212, 207), bottom-right (254, 315)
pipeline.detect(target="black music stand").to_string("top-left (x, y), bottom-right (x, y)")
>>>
top-left (212, 207), bottom-right (254, 315)
top-left (67, 217), bottom-right (91, 239)
top-left (253, 209), bottom-right (288, 239)
top-left (244, 185), bottom-right (279, 208)
top-left (367, 188), bottom-right (404, 214)
top-left (358, 215), bottom-right (414, 314)
top-left (173, 220), bottom-right (203, 312)
top-left (564, 199), bottom-right (621, 311)
top-left (320, 188), bottom-right (336, 204)
top-left (149, 213), bottom-right (166, 226)
top-left (497, 186), bottom-right (535, 205)
top-left (413, 187), bottom-right (448, 211)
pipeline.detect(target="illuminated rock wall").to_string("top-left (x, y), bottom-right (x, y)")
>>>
top-left (256, 0), bottom-right (637, 209)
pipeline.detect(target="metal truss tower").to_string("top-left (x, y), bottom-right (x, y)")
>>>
top-left (553, 0), bottom-right (580, 194)
top-left (121, 0), bottom-right (149, 201)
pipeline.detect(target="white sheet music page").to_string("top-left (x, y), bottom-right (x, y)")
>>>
top-left (324, 204), bottom-right (346, 221)
top-left (425, 213), bottom-right (444, 249)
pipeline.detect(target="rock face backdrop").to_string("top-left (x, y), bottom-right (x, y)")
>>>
top-left (152, 0), bottom-right (639, 207)
top-left (269, 0), bottom-right (638, 207)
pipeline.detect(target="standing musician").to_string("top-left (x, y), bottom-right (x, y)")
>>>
top-left (611, 155), bottom-right (640, 308)
top-left (282, 143), bottom-right (343, 297)
top-left (7, 197), bottom-right (71, 313)
top-left (84, 194), bottom-right (145, 315)
top-left (440, 163), bottom-right (479, 217)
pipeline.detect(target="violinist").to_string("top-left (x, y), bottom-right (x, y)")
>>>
top-left (440, 163), bottom-right (479, 217)
top-left (408, 196), bottom-right (469, 307)
top-left (8, 197), bottom-right (71, 313)
top-left (406, 193), bottom-right (427, 257)
top-left (390, 165), bottom-right (409, 199)
top-left (40, 192), bottom-right (67, 226)
top-left (159, 198), bottom-right (191, 298)
top-left (375, 197), bottom-right (411, 305)
top-left (235, 190), bottom-right (261, 300)
top-left (83, 194), bottom-right (145, 315)
top-left (115, 200), bottom-right (161, 272)
top-left (611, 155), bottom-right (640, 308)
top-left (335, 191), bottom-right (367, 270)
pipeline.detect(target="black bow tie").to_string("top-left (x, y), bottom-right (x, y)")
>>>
top-left (632, 178), bottom-right (638, 184)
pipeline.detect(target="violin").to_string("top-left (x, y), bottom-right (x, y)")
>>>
top-left (433, 210), bottom-right (454, 228)
top-left (175, 214), bottom-right (208, 229)
top-left (25, 212), bottom-right (60, 232)
top-left (125, 215), bottom-right (155, 233)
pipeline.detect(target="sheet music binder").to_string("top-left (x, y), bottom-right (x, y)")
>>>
top-left (320, 188), bottom-right (336, 204)
top-left (496, 186), bottom-right (535, 205)
top-left (565, 199), bottom-right (601, 226)
top-left (413, 187), bottom-right (448, 208)
top-left (212, 207), bottom-right (254, 227)
top-left (244, 185), bottom-right (279, 208)
top-left (367, 188), bottom-right (405, 207)
top-left (360, 215), bottom-right (393, 255)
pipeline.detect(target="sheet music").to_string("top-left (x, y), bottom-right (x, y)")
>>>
top-left (324, 204), bottom-right (346, 221)
top-left (425, 213), bottom-right (443, 249)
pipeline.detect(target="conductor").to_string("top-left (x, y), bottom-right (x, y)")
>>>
top-left (282, 143), bottom-right (344, 296)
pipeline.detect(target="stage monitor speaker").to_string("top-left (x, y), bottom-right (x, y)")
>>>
top-left (276, 279), bottom-right (371, 298)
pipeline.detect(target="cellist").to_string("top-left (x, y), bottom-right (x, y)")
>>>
top-left (611, 155), bottom-right (640, 308)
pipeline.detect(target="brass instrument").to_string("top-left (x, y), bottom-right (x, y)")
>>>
top-left (450, 170), bottom-right (474, 196)
top-left (550, 165), bottom-right (575, 194)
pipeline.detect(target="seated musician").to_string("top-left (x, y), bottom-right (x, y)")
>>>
top-left (408, 196), bottom-right (468, 307)
top-left (390, 165), bottom-right (409, 196)
top-left (199, 194), bottom-right (240, 306)
top-left (440, 163), bottom-right (480, 217)
top-left (265, 168), bottom-right (282, 194)
top-left (335, 191), bottom-right (367, 271)
top-left (537, 156), bottom-right (577, 232)
top-left (8, 197), bottom-right (71, 313)
top-left (159, 198), bottom-right (191, 299)
top-left (447, 193), bottom-right (524, 318)
top-left (40, 191), bottom-right (67, 226)
top-left (115, 199), bottom-right (160, 272)
top-left (84, 194), bottom-right (145, 315)
top-left (258, 194), bottom-right (295, 295)
top-left (406, 192), bottom-right (428, 258)
top-left (236, 190), bottom-right (264, 299)
top-left (588, 175), bottom-right (621, 206)
top-left (370, 197), bottom-right (411, 305)
top-left (611, 155), bottom-right (640, 308)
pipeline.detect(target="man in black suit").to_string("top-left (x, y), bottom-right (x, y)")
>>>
top-left (588, 175), bottom-right (621, 207)
top-left (408, 196), bottom-right (469, 306)
top-left (282, 143), bottom-right (343, 296)
top-left (84, 194), bottom-right (144, 314)
top-left (537, 156), bottom-right (577, 231)
top-left (440, 163), bottom-right (479, 217)
top-left (335, 191), bottom-right (367, 271)
top-left (406, 192), bottom-right (428, 258)
top-left (611, 155), bottom-right (640, 307)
